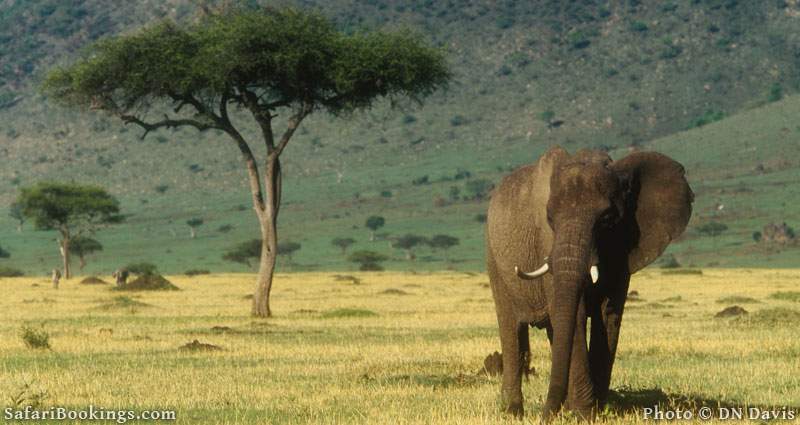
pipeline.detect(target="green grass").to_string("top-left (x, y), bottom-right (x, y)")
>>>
top-left (769, 291), bottom-right (800, 303)
top-left (1, 2), bottom-right (800, 275)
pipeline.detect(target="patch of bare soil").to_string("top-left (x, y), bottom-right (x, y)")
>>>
top-left (179, 339), bottom-right (223, 352)
top-left (715, 305), bottom-right (748, 318)
top-left (80, 276), bottom-right (109, 285)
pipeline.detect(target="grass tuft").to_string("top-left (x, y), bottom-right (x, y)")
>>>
top-left (20, 326), bottom-right (50, 349)
top-left (768, 291), bottom-right (800, 302)
top-left (320, 308), bottom-right (378, 318)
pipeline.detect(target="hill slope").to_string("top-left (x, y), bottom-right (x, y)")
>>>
top-left (1, 0), bottom-right (799, 274)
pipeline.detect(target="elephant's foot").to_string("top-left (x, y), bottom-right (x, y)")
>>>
top-left (504, 401), bottom-right (524, 418)
top-left (565, 399), bottom-right (599, 422)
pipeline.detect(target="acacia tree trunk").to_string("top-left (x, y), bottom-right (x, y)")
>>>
top-left (79, 255), bottom-right (86, 271)
top-left (59, 233), bottom-right (71, 279)
top-left (190, 227), bottom-right (197, 239)
top-left (251, 155), bottom-right (281, 318)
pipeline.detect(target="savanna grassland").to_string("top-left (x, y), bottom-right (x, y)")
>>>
top-left (2, 270), bottom-right (799, 424)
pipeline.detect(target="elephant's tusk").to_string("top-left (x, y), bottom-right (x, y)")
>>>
top-left (590, 265), bottom-right (599, 284)
top-left (515, 260), bottom-right (550, 280)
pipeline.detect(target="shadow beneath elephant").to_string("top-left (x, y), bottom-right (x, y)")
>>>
top-left (607, 386), bottom-right (800, 416)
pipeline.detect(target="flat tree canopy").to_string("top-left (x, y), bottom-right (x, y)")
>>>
top-left (42, 7), bottom-right (449, 316)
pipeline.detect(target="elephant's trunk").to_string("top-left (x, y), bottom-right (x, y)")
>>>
top-left (542, 219), bottom-right (593, 421)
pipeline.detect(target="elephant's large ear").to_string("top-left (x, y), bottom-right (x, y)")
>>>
top-left (611, 152), bottom-right (694, 273)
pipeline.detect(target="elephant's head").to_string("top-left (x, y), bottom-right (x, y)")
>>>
top-left (519, 147), bottom-right (693, 417)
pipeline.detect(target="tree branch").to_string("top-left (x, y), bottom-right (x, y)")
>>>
top-left (274, 101), bottom-right (312, 157)
top-left (119, 113), bottom-right (217, 140)
top-left (238, 86), bottom-right (276, 152)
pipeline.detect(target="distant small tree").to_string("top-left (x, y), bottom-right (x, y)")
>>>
top-left (69, 236), bottom-right (103, 271)
top-left (0, 245), bottom-right (9, 259)
top-left (17, 182), bottom-right (123, 279)
top-left (124, 262), bottom-right (158, 275)
top-left (428, 234), bottom-right (460, 261)
top-left (393, 234), bottom-right (428, 261)
top-left (332, 237), bottom-right (356, 255)
top-left (366, 216), bottom-right (386, 241)
top-left (277, 241), bottom-right (301, 265)
top-left (217, 224), bottom-right (234, 233)
top-left (348, 250), bottom-right (388, 271)
top-left (752, 231), bottom-right (762, 242)
top-left (186, 217), bottom-right (204, 239)
top-left (222, 239), bottom-right (261, 268)
top-left (448, 186), bottom-right (461, 201)
top-left (9, 202), bottom-right (25, 232)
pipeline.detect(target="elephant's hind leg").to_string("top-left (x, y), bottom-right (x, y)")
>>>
top-left (498, 315), bottom-right (529, 417)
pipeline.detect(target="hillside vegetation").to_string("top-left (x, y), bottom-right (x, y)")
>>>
top-left (2, 0), bottom-right (800, 274)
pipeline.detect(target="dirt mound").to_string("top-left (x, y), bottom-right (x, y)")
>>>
top-left (179, 339), bottom-right (223, 352)
top-left (80, 276), bottom-right (109, 285)
top-left (114, 273), bottom-right (179, 291)
top-left (715, 305), bottom-right (748, 318)
top-left (210, 326), bottom-right (232, 333)
top-left (379, 288), bottom-right (409, 295)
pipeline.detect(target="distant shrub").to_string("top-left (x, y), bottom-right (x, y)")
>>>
top-left (402, 114), bottom-right (417, 124)
top-left (688, 110), bottom-right (725, 128)
top-left (185, 269), bottom-right (211, 276)
top-left (412, 175), bottom-right (430, 186)
top-left (454, 169), bottom-right (472, 180)
top-left (465, 179), bottom-right (495, 200)
top-left (217, 224), bottom-right (234, 233)
top-left (125, 262), bottom-right (158, 275)
top-left (506, 52), bottom-right (531, 68)
top-left (188, 164), bottom-right (204, 173)
top-left (752, 231), bottom-right (762, 242)
top-left (154, 184), bottom-right (169, 194)
top-left (448, 186), bottom-right (461, 201)
top-left (629, 21), bottom-right (648, 32)
top-left (380, 190), bottom-right (392, 198)
top-left (697, 221), bottom-right (728, 237)
top-left (495, 15), bottom-right (514, 29)
top-left (539, 109), bottom-right (555, 124)
top-left (475, 213), bottom-right (488, 223)
top-left (768, 83), bottom-right (783, 102)
top-left (0, 245), bottom-right (9, 258)
top-left (497, 65), bottom-right (512, 76)
top-left (450, 115), bottom-right (468, 126)
top-left (660, 254), bottom-right (681, 269)
top-left (0, 267), bottom-right (24, 277)
top-left (659, 44), bottom-right (683, 59)
top-left (20, 326), bottom-right (50, 349)
top-left (348, 250), bottom-right (388, 271)
top-left (568, 31), bottom-right (591, 49)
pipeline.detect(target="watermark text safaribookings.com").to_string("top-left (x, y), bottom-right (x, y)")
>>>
top-left (643, 405), bottom-right (796, 421)
top-left (4, 406), bottom-right (176, 423)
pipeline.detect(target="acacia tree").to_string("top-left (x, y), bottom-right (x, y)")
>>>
top-left (365, 216), bottom-right (386, 241)
top-left (44, 8), bottom-right (449, 317)
top-left (429, 234), bottom-right (459, 261)
top-left (17, 182), bottom-right (122, 279)
top-left (332, 237), bottom-right (355, 255)
top-left (393, 234), bottom-right (428, 261)
top-left (186, 217), bottom-right (204, 239)
top-left (9, 202), bottom-right (25, 232)
top-left (69, 236), bottom-right (103, 271)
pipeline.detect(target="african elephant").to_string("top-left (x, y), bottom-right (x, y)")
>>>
top-left (485, 147), bottom-right (693, 421)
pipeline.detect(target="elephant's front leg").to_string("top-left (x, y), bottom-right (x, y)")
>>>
top-left (498, 315), bottom-right (530, 417)
top-left (588, 277), bottom-right (629, 403)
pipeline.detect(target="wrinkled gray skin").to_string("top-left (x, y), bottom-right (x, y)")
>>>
top-left (486, 147), bottom-right (693, 421)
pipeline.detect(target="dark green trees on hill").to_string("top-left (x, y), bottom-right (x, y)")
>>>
top-left (16, 182), bottom-right (123, 279)
top-left (365, 216), bottom-right (386, 241)
top-left (43, 7), bottom-right (449, 317)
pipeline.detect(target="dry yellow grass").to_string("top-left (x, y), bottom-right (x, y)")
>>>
top-left (1, 270), bottom-right (799, 424)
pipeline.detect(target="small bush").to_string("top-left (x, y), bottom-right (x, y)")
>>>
top-left (20, 326), bottom-right (50, 349)
top-left (768, 83), bottom-right (783, 103)
top-left (412, 175), bottom-right (430, 186)
top-left (687, 110), bottom-right (725, 129)
top-left (217, 224), bottom-right (234, 233)
top-left (114, 273), bottom-right (178, 291)
top-left (0, 266), bottom-right (24, 277)
top-left (125, 262), bottom-right (158, 275)
top-left (450, 115), bottom-right (468, 126)
top-left (185, 269), bottom-right (211, 276)
top-left (629, 21), bottom-right (648, 32)
top-left (380, 190), bottom-right (392, 198)
top-left (402, 114), bottom-right (417, 124)
top-left (475, 214), bottom-right (487, 223)
top-left (154, 184), bottom-right (169, 194)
